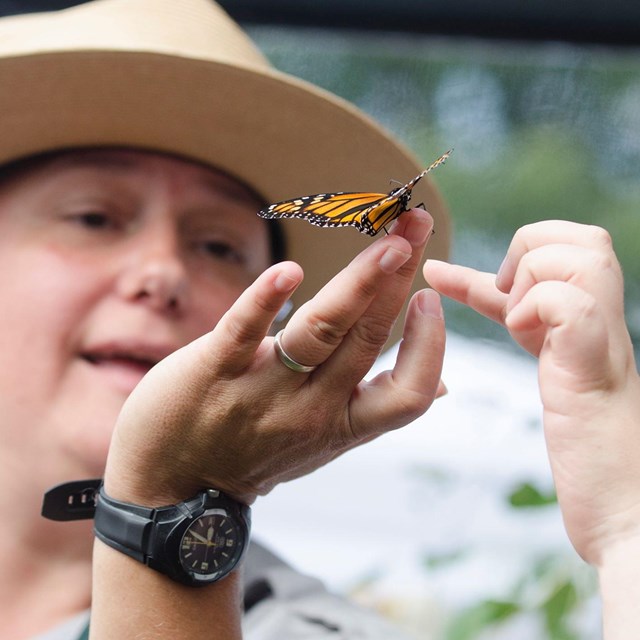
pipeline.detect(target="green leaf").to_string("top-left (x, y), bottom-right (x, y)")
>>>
top-left (508, 482), bottom-right (557, 508)
top-left (423, 549), bottom-right (465, 570)
top-left (543, 581), bottom-right (578, 637)
top-left (446, 600), bottom-right (520, 640)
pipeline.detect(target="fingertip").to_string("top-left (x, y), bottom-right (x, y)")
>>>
top-left (415, 287), bottom-right (443, 320)
top-left (389, 208), bottom-right (434, 247)
top-left (274, 275), bottom-right (298, 293)
top-left (422, 258), bottom-right (447, 284)
top-left (436, 379), bottom-right (448, 398)
top-left (273, 262), bottom-right (304, 293)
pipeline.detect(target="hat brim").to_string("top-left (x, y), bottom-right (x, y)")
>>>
top-left (0, 49), bottom-right (450, 348)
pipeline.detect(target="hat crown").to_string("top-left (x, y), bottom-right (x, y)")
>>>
top-left (0, 0), bottom-right (270, 70)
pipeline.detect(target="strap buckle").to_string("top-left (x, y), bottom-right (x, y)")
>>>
top-left (41, 479), bottom-right (102, 521)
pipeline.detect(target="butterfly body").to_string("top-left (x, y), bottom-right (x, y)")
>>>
top-left (258, 150), bottom-right (451, 236)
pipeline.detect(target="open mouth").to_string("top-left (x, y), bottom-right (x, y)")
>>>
top-left (80, 346), bottom-right (170, 393)
top-left (82, 352), bottom-right (158, 375)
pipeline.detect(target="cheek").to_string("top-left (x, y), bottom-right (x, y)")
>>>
top-left (0, 248), bottom-right (100, 335)
top-left (0, 251), bottom-right (110, 472)
top-left (0, 247), bottom-right (104, 401)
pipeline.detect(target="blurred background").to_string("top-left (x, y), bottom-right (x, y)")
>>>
top-left (5, 2), bottom-right (639, 638)
top-left (236, 5), bottom-right (640, 640)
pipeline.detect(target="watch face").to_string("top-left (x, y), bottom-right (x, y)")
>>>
top-left (179, 509), bottom-right (244, 582)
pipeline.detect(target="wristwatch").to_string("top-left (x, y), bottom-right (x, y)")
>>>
top-left (42, 480), bottom-right (251, 586)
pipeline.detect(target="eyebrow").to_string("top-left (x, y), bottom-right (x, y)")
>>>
top-left (50, 150), bottom-right (264, 206)
top-left (49, 150), bottom-right (138, 172)
top-left (196, 174), bottom-right (265, 208)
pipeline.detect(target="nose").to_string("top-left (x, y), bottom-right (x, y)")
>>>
top-left (117, 226), bottom-right (188, 313)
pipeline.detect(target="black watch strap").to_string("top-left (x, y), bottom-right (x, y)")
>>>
top-left (94, 486), bottom-right (158, 563)
top-left (41, 479), bottom-right (102, 521)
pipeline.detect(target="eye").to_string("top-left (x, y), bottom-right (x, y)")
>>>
top-left (70, 211), bottom-right (118, 230)
top-left (201, 239), bottom-right (244, 265)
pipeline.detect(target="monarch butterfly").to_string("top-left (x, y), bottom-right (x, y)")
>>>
top-left (258, 150), bottom-right (451, 236)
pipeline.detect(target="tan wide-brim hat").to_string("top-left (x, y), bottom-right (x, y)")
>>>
top-left (0, 0), bottom-right (450, 348)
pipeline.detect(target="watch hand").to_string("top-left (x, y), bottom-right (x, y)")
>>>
top-left (188, 530), bottom-right (210, 545)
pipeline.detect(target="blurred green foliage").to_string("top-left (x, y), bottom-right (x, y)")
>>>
top-left (251, 27), bottom-right (640, 354)
top-left (508, 481), bottom-right (557, 508)
top-left (420, 478), bottom-right (596, 640)
top-left (251, 26), bottom-right (633, 637)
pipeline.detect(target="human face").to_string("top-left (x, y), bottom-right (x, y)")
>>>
top-left (0, 149), bottom-right (270, 480)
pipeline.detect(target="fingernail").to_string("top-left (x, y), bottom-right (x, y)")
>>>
top-left (417, 289), bottom-right (443, 319)
top-left (274, 272), bottom-right (299, 293)
top-left (379, 247), bottom-right (411, 273)
top-left (404, 214), bottom-right (432, 246)
top-left (495, 255), bottom-right (512, 291)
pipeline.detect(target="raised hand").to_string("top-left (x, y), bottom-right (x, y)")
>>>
top-left (103, 208), bottom-right (446, 508)
top-left (425, 220), bottom-right (640, 563)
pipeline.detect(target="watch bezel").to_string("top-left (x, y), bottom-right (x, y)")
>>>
top-left (167, 505), bottom-right (247, 584)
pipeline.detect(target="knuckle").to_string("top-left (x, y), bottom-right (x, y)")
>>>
top-left (589, 250), bottom-right (614, 275)
top-left (351, 316), bottom-right (392, 350)
top-left (254, 288), bottom-right (283, 315)
top-left (394, 388), bottom-right (432, 423)
top-left (574, 293), bottom-right (599, 324)
top-left (355, 274), bottom-right (381, 300)
top-left (224, 316), bottom-right (264, 346)
top-left (587, 224), bottom-right (613, 249)
top-left (306, 315), bottom-right (348, 347)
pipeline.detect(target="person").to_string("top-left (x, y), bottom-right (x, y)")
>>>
top-left (1, 3), bottom-right (638, 640)
top-left (0, 1), bottom-right (448, 639)
top-left (424, 221), bottom-right (640, 639)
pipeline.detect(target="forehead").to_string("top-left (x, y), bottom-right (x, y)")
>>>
top-left (0, 148), bottom-right (265, 207)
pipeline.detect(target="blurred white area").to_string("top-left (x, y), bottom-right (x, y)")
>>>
top-left (252, 331), bottom-right (600, 638)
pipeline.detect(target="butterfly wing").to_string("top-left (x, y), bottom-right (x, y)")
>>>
top-left (361, 194), bottom-right (408, 235)
top-left (258, 191), bottom-right (389, 235)
top-left (258, 149), bottom-right (453, 236)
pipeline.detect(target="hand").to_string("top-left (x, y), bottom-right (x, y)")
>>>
top-left (424, 220), bottom-right (640, 566)
top-left (104, 208), bottom-right (446, 508)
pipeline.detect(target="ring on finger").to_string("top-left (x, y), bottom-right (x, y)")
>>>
top-left (273, 330), bottom-right (317, 373)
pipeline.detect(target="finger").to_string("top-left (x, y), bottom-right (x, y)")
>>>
top-left (319, 209), bottom-right (435, 385)
top-left (349, 288), bottom-right (446, 439)
top-left (277, 228), bottom-right (418, 369)
top-left (507, 243), bottom-right (625, 316)
top-left (506, 280), bottom-right (614, 384)
top-left (208, 261), bottom-right (303, 373)
top-left (436, 379), bottom-right (448, 398)
top-left (496, 221), bottom-right (616, 293)
top-left (424, 259), bottom-right (508, 325)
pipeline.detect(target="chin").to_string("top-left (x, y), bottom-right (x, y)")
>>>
top-left (59, 413), bottom-right (118, 479)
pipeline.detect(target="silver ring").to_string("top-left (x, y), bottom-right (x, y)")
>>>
top-left (273, 330), bottom-right (317, 373)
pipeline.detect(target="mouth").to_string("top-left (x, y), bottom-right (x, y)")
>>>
top-left (82, 352), bottom-right (158, 374)
top-left (80, 343), bottom-right (174, 393)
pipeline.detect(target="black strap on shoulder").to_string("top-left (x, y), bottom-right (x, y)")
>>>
top-left (41, 479), bottom-right (102, 521)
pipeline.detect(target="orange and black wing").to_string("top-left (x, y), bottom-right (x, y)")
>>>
top-left (258, 190), bottom-right (394, 236)
top-left (258, 150), bottom-right (452, 236)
